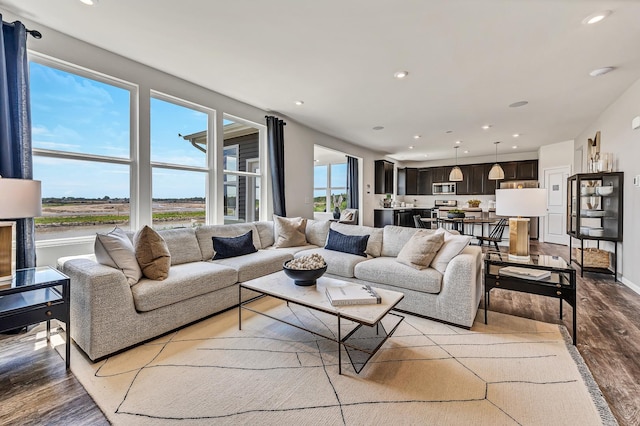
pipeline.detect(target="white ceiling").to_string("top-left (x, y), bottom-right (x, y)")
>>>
top-left (3, 0), bottom-right (640, 163)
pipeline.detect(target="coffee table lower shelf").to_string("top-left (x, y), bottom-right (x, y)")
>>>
top-left (239, 289), bottom-right (404, 375)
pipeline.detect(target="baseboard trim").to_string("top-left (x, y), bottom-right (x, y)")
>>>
top-left (620, 276), bottom-right (640, 296)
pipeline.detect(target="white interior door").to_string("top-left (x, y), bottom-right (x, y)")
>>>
top-left (543, 166), bottom-right (570, 245)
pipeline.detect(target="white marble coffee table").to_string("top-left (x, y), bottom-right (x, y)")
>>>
top-left (239, 271), bottom-right (404, 374)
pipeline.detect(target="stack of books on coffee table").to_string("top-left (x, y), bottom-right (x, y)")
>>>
top-left (325, 284), bottom-right (381, 306)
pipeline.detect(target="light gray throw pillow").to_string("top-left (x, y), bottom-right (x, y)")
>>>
top-left (396, 230), bottom-right (444, 270)
top-left (95, 226), bottom-right (142, 285)
top-left (430, 228), bottom-right (472, 274)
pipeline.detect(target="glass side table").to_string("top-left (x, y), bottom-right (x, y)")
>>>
top-left (0, 266), bottom-right (71, 369)
top-left (484, 252), bottom-right (577, 345)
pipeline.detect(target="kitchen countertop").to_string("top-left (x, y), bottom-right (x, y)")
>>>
top-left (374, 206), bottom-right (433, 210)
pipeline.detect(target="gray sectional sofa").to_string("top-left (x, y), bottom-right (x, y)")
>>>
top-left (59, 220), bottom-right (482, 361)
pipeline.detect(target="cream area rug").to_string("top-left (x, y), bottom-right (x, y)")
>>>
top-left (59, 298), bottom-right (616, 425)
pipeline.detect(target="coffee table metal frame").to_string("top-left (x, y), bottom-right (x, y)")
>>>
top-left (239, 274), bottom-right (404, 375)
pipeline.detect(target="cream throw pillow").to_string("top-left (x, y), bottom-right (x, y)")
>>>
top-left (94, 227), bottom-right (142, 285)
top-left (273, 215), bottom-right (307, 248)
top-left (430, 228), bottom-right (472, 274)
top-left (134, 226), bottom-right (171, 280)
top-left (396, 230), bottom-right (444, 270)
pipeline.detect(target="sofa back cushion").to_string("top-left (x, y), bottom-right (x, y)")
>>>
top-left (381, 225), bottom-right (424, 257)
top-left (195, 224), bottom-right (261, 260)
top-left (158, 228), bottom-right (203, 265)
top-left (253, 221), bottom-right (275, 248)
top-left (330, 222), bottom-right (382, 257)
top-left (305, 219), bottom-right (331, 247)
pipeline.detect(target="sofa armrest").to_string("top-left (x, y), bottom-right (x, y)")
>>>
top-left (61, 258), bottom-right (137, 360)
top-left (438, 245), bottom-right (483, 327)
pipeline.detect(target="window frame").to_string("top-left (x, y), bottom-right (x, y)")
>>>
top-left (314, 163), bottom-right (347, 213)
top-left (29, 52), bottom-right (139, 244)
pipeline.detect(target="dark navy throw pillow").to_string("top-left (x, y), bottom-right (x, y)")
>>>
top-left (212, 230), bottom-right (257, 260)
top-left (324, 228), bottom-right (369, 257)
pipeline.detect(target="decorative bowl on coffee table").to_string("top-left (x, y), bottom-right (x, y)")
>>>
top-left (283, 260), bottom-right (327, 286)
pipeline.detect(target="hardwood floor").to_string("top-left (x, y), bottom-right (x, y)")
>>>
top-left (1, 241), bottom-right (639, 425)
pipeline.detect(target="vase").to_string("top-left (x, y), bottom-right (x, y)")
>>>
top-left (333, 207), bottom-right (340, 219)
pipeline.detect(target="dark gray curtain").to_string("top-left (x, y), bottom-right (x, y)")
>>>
top-left (346, 155), bottom-right (359, 209)
top-left (266, 116), bottom-right (286, 217)
top-left (1, 17), bottom-right (36, 268)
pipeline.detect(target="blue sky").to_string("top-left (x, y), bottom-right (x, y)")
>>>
top-left (30, 62), bottom-right (209, 199)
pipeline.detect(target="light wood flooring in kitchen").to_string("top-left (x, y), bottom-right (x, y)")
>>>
top-left (1, 240), bottom-right (639, 425)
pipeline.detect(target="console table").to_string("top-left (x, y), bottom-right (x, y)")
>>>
top-left (484, 252), bottom-right (577, 344)
top-left (0, 266), bottom-right (71, 369)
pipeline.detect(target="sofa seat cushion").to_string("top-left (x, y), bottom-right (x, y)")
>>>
top-left (211, 249), bottom-right (293, 282)
top-left (354, 257), bottom-right (443, 294)
top-left (131, 262), bottom-right (238, 312)
top-left (294, 247), bottom-right (369, 278)
top-left (265, 244), bottom-right (319, 256)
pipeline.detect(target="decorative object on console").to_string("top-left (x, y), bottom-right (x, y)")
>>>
top-left (467, 199), bottom-right (481, 208)
top-left (0, 178), bottom-right (42, 283)
top-left (283, 254), bottom-right (327, 286)
top-left (496, 188), bottom-right (548, 261)
top-left (449, 146), bottom-right (463, 182)
top-left (447, 209), bottom-right (466, 219)
top-left (488, 141), bottom-right (505, 180)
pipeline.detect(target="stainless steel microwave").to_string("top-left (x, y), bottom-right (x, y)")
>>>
top-left (433, 182), bottom-right (456, 194)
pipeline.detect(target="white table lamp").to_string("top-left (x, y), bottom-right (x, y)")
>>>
top-left (0, 177), bottom-right (42, 283)
top-left (495, 188), bottom-right (547, 261)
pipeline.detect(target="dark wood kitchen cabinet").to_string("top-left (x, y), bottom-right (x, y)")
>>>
top-left (405, 168), bottom-right (419, 195)
top-left (500, 162), bottom-right (518, 180)
top-left (517, 160), bottom-right (538, 180)
top-left (396, 168), bottom-right (418, 196)
top-left (418, 168), bottom-right (433, 195)
top-left (374, 160), bottom-right (394, 194)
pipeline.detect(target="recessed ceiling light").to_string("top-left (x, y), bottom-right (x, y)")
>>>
top-left (80, 0), bottom-right (98, 5)
top-left (393, 71), bottom-right (409, 79)
top-left (413, 135), bottom-right (421, 139)
top-left (372, 126), bottom-right (384, 131)
top-left (314, 159), bottom-right (319, 162)
top-left (455, 140), bottom-right (462, 144)
top-left (512, 145), bottom-right (518, 149)
top-left (409, 146), bottom-right (414, 150)
top-left (512, 133), bottom-right (520, 138)
top-left (583, 10), bottom-right (611, 25)
top-left (589, 67), bottom-right (615, 77)
top-left (423, 154), bottom-right (428, 158)
top-left (463, 150), bottom-right (469, 154)
top-left (509, 101), bottom-right (528, 108)
top-left (482, 124), bottom-right (492, 130)
top-left (294, 100), bottom-right (304, 106)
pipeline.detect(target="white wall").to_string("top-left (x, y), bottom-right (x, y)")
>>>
top-left (2, 12), bottom-right (384, 265)
top-left (574, 77), bottom-right (640, 293)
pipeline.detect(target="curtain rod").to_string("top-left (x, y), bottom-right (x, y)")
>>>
top-left (2, 20), bottom-right (42, 39)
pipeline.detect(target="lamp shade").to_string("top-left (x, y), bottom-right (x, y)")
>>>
top-left (488, 163), bottom-right (505, 180)
top-left (0, 178), bottom-right (42, 218)
top-left (449, 166), bottom-right (463, 181)
top-left (495, 188), bottom-right (547, 217)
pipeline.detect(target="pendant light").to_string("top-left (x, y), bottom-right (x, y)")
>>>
top-left (449, 146), bottom-right (463, 181)
top-left (488, 141), bottom-right (505, 180)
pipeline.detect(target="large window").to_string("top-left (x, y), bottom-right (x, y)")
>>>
top-left (30, 60), bottom-right (133, 241)
top-left (30, 57), bottom-right (267, 243)
top-left (314, 163), bottom-right (347, 213)
top-left (150, 95), bottom-right (209, 229)
top-left (222, 116), bottom-right (261, 224)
